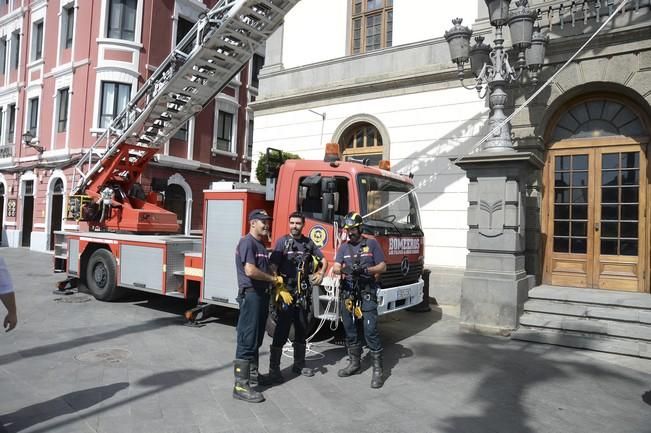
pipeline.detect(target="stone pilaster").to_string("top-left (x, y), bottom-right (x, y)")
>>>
top-left (455, 150), bottom-right (543, 335)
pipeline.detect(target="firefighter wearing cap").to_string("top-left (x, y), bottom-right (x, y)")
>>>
top-left (333, 212), bottom-right (387, 388)
top-left (232, 208), bottom-right (282, 403)
top-left (267, 211), bottom-right (328, 383)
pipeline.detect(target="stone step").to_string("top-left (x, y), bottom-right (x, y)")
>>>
top-left (528, 285), bottom-right (651, 309)
top-left (519, 312), bottom-right (651, 341)
top-left (524, 299), bottom-right (651, 324)
top-left (512, 326), bottom-right (651, 359)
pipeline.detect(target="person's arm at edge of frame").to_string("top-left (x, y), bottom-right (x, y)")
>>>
top-left (0, 292), bottom-right (17, 332)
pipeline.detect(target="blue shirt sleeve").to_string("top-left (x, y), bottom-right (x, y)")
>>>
top-left (269, 237), bottom-right (285, 267)
top-left (369, 239), bottom-right (385, 264)
top-left (239, 237), bottom-right (257, 266)
top-left (335, 245), bottom-right (345, 264)
top-left (0, 257), bottom-right (13, 295)
top-left (308, 239), bottom-right (324, 259)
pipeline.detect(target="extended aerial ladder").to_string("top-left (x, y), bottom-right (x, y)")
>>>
top-left (68, 0), bottom-right (299, 233)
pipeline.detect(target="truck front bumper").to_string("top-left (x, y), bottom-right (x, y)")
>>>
top-left (377, 278), bottom-right (424, 315)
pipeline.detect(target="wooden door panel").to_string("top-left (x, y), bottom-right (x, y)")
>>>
top-left (549, 257), bottom-right (589, 287)
top-left (544, 149), bottom-right (594, 287)
top-left (593, 146), bottom-right (646, 292)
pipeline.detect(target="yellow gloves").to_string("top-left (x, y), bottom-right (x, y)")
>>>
top-left (272, 275), bottom-right (293, 305)
top-left (275, 286), bottom-right (293, 305)
top-left (272, 275), bottom-right (284, 288)
top-left (344, 298), bottom-right (362, 318)
top-left (308, 272), bottom-right (324, 286)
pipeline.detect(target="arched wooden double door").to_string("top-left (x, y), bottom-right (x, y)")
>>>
top-left (543, 97), bottom-right (650, 292)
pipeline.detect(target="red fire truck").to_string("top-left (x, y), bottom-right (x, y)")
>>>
top-left (53, 0), bottom-right (425, 325)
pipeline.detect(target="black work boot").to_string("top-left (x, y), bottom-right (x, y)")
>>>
top-left (249, 353), bottom-right (270, 386)
top-left (268, 345), bottom-right (285, 384)
top-left (370, 350), bottom-right (384, 389)
top-left (292, 343), bottom-right (315, 377)
top-left (337, 343), bottom-right (362, 377)
top-left (232, 359), bottom-right (265, 403)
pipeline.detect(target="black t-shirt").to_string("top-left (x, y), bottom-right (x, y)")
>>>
top-left (235, 233), bottom-right (270, 291)
top-left (334, 237), bottom-right (385, 285)
top-left (270, 234), bottom-right (324, 281)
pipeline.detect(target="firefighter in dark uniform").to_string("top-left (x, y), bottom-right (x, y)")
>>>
top-left (233, 209), bottom-right (282, 403)
top-left (333, 212), bottom-right (387, 389)
top-left (267, 211), bottom-right (328, 383)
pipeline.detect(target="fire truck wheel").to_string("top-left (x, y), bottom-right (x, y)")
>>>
top-left (86, 249), bottom-right (123, 301)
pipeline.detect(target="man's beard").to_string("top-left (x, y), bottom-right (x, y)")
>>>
top-left (290, 228), bottom-right (301, 237)
top-left (348, 232), bottom-right (361, 243)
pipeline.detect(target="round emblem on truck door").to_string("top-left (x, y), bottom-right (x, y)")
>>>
top-left (309, 225), bottom-right (328, 248)
top-left (400, 256), bottom-right (410, 277)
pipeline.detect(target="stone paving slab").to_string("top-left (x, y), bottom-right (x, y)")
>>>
top-left (1, 247), bottom-right (651, 433)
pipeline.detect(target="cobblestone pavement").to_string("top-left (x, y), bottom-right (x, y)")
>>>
top-left (1, 247), bottom-right (650, 433)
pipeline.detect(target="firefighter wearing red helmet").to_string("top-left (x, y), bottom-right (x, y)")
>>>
top-left (333, 212), bottom-right (387, 388)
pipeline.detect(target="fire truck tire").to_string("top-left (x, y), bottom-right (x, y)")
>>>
top-left (86, 249), bottom-right (123, 301)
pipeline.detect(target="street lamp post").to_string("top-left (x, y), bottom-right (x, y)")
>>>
top-left (445, 0), bottom-right (548, 152)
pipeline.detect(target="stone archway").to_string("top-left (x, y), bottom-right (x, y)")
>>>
top-left (166, 173), bottom-right (192, 234)
top-left (541, 93), bottom-right (650, 293)
top-left (47, 174), bottom-right (66, 250)
top-left (20, 171), bottom-right (36, 248)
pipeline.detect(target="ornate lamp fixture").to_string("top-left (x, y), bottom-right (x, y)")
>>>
top-left (22, 130), bottom-right (44, 153)
top-left (444, 0), bottom-right (549, 151)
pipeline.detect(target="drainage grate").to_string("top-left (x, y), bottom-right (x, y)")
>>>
top-left (54, 293), bottom-right (93, 303)
top-left (75, 348), bottom-right (131, 365)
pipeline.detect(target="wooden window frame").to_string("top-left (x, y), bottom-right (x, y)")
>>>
top-left (350, 0), bottom-right (393, 55)
top-left (56, 87), bottom-right (69, 133)
top-left (28, 97), bottom-right (39, 136)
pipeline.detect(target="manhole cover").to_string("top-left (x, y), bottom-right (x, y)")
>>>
top-left (54, 293), bottom-right (92, 303)
top-left (75, 348), bottom-right (131, 365)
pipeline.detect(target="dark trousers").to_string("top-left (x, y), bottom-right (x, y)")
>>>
top-left (235, 289), bottom-right (270, 360)
top-left (272, 304), bottom-right (308, 347)
top-left (341, 291), bottom-right (382, 352)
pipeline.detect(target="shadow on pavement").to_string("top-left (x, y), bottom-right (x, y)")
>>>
top-left (643, 390), bottom-right (651, 406)
top-left (0, 382), bottom-right (129, 433)
top-left (412, 333), bottom-right (648, 433)
top-left (271, 307), bottom-right (441, 386)
top-left (3, 366), bottom-right (230, 433)
top-left (0, 317), bottom-right (179, 366)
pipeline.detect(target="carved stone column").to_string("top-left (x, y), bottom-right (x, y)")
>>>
top-left (455, 150), bottom-right (543, 334)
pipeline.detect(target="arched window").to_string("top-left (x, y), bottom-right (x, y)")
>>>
top-left (53, 178), bottom-right (64, 195)
top-left (339, 122), bottom-right (384, 166)
top-left (551, 99), bottom-right (646, 141)
top-left (164, 184), bottom-right (186, 233)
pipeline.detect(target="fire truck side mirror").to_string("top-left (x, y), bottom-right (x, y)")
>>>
top-left (322, 192), bottom-right (335, 222)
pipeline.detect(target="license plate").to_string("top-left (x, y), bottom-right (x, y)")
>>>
top-left (398, 288), bottom-right (410, 298)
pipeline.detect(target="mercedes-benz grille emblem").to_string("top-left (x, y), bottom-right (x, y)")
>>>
top-left (400, 257), bottom-right (410, 277)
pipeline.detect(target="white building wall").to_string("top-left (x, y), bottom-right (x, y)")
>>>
top-left (393, 1), bottom-right (477, 46)
top-left (282, 0), bottom-right (348, 69)
top-left (280, 0), bottom-right (478, 69)
top-left (253, 86), bottom-right (487, 269)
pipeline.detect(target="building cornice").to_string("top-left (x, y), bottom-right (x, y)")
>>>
top-left (0, 7), bottom-right (24, 28)
top-left (153, 155), bottom-right (250, 177)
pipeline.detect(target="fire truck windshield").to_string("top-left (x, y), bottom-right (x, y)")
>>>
top-left (357, 174), bottom-right (422, 235)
